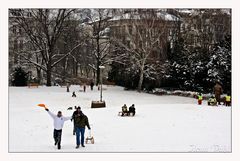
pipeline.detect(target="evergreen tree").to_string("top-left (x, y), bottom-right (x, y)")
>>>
top-left (206, 35), bottom-right (231, 93)
top-left (166, 37), bottom-right (190, 90)
top-left (187, 47), bottom-right (211, 92)
top-left (164, 35), bottom-right (231, 93)
top-left (12, 67), bottom-right (28, 86)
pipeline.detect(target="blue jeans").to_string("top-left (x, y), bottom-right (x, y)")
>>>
top-left (76, 127), bottom-right (85, 146)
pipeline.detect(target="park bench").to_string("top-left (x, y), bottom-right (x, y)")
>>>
top-left (28, 83), bottom-right (39, 88)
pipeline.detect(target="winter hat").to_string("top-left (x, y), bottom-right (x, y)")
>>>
top-left (78, 111), bottom-right (84, 116)
top-left (77, 106), bottom-right (81, 110)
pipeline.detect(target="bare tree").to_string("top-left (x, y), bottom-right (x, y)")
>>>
top-left (12, 9), bottom-right (82, 86)
top-left (88, 9), bottom-right (112, 85)
top-left (113, 9), bottom-right (173, 91)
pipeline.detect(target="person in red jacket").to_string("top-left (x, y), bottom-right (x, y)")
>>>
top-left (197, 93), bottom-right (203, 105)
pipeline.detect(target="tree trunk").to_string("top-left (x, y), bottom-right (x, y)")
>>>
top-left (79, 65), bottom-right (82, 76)
top-left (75, 62), bottom-right (78, 77)
top-left (86, 68), bottom-right (89, 78)
top-left (46, 63), bottom-right (52, 86)
top-left (36, 67), bottom-right (41, 84)
top-left (96, 30), bottom-right (101, 85)
top-left (93, 70), bottom-right (96, 80)
top-left (137, 66), bottom-right (144, 92)
top-left (96, 60), bottom-right (100, 85)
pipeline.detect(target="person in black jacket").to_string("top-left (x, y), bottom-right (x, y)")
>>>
top-left (129, 104), bottom-right (136, 116)
top-left (71, 106), bottom-right (81, 135)
top-left (90, 81), bottom-right (94, 91)
top-left (74, 110), bottom-right (91, 148)
top-left (72, 91), bottom-right (76, 97)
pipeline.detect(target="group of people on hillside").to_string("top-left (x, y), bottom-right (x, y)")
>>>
top-left (44, 103), bottom-right (137, 150)
top-left (69, 81), bottom-right (95, 97)
top-left (197, 81), bottom-right (231, 106)
top-left (68, 81), bottom-right (95, 95)
top-left (121, 104), bottom-right (136, 116)
top-left (43, 106), bottom-right (91, 150)
top-left (43, 80), bottom-right (230, 151)
top-left (81, 82), bottom-right (95, 92)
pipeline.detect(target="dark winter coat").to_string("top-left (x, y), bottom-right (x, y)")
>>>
top-left (213, 83), bottom-right (223, 95)
top-left (72, 111), bottom-right (78, 122)
top-left (74, 112), bottom-right (90, 129)
top-left (213, 83), bottom-right (223, 102)
top-left (129, 106), bottom-right (135, 113)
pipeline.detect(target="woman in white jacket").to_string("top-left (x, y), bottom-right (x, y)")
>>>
top-left (45, 108), bottom-right (72, 150)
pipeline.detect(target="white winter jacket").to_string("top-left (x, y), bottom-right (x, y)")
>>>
top-left (47, 111), bottom-right (72, 130)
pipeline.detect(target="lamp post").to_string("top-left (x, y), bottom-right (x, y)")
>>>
top-left (99, 65), bottom-right (105, 102)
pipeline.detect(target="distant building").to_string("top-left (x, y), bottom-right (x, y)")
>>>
top-left (177, 9), bottom-right (231, 50)
top-left (8, 9), bottom-right (231, 85)
top-left (88, 9), bottom-right (180, 65)
top-left (9, 9), bottom-right (34, 84)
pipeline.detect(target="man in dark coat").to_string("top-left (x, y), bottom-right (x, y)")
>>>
top-left (129, 104), bottom-right (136, 116)
top-left (71, 106), bottom-right (81, 135)
top-left (90, 81), bottom-right (94, 90)
top-left (66, 83), bottom-right (70, 92)
top-left (74, 110), bottom-right (91, 148)
top-left (213, 81), bottom-right (223, 105)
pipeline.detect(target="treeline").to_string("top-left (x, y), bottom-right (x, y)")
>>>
top-left (108, 35), bottom-right (231, 93)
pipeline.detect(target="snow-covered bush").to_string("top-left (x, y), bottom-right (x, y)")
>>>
top-left (163, 35), bottom-right (231, 93)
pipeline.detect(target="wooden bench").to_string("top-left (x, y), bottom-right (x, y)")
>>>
top-left (28, 83), bottom-right (39, 88)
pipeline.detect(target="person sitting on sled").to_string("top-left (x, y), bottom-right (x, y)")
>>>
top-left (129, 104), bottom-right (136, 116)
top-left (41, 105), bottom-right (72, 150)
top-left (121, 104), bottom-right (128, 116)
top-left (197, 93), bottom-right (203, 105)
top-left (208, 95), bottom-right (217, 106)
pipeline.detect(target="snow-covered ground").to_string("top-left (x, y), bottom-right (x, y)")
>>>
top-left (9, 85), bottom-right (231, 152)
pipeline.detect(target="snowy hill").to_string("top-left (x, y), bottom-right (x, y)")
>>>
top-left (9, 85), bottom-right (231, 152)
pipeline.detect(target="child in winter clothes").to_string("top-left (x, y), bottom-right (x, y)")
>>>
top-left (44, 107), bottom-right (72, 150)
top-left (208, 96), bottom-right (217, 106)
top-left (197, 93), bottom-right (203, 105)
top-left (72, 91), bottom-right (76, 97)
top-left (121, 104), bottom-right (128, 116)
top-left (225, 93), bottom-right (231, 106)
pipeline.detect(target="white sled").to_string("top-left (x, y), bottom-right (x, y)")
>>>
top-left (85, 129), bottom-right (94, 144)
top-left (118, 111), bottom-right (134, 117)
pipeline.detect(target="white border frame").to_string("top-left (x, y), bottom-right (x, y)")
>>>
top-left (1, 0), bottom-right (240, 161)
